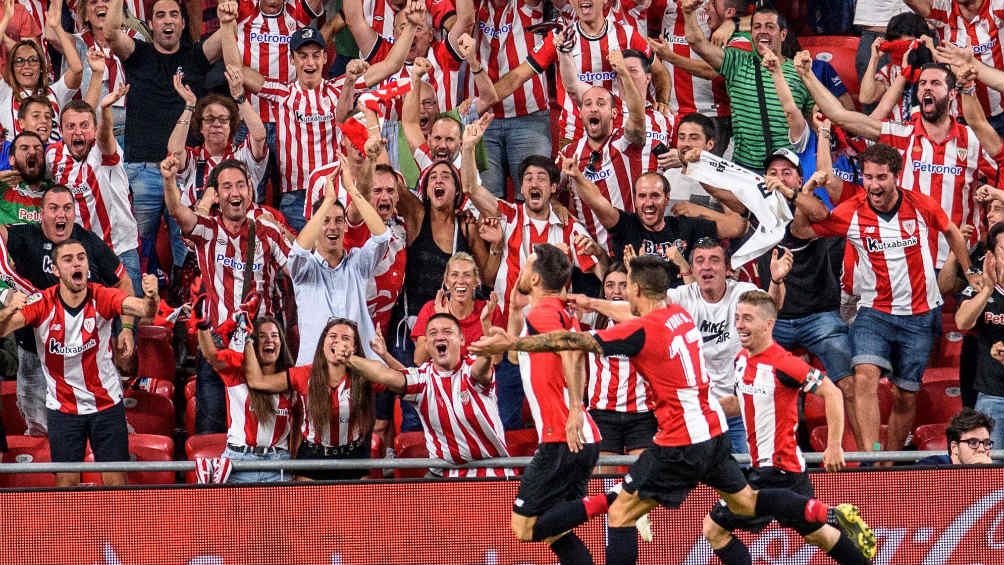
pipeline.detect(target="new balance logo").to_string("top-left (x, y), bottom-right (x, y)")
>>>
top-left (865, 236), bottom-right (918, 252)
top-left (912, 161), bottom-right (963, 175)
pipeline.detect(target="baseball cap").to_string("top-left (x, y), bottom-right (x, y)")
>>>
top-left (290, 26), bottom-right (326, 52)
top-left (763, 148), bottom-right (803, 177)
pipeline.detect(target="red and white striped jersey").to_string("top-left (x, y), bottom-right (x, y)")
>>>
top-left (258, 79), bottom-right (342, 194)
top-left (364, 0), bottom-right (457, 38)
top-left (288, 365), bottom-right (361, 446)
top-left (21, 283), bottom-right (126, 415)
top-left (492, 200), bottom-right (598, 318)
top-left (528, 18), bottom-right (652, 140)
top-left (610, 0), bottom-right (649, 37)
top-left (518, 296), bottom-right (602, 444)
top-left (220, 368), bottom-right (294, 449)
top-left (612, 97), bottom-right (675, 146)
top-left (926, 0), bottom-right (1004, 118)
top-left (344, 218), bottom-right (408, 333)
top-left (584, 315), bottom-right (650, 413)
top-left (880, 116), bottom-right (999, 265)
top-left (303, 161), bottom-right (346, 220)
top-left (177, 139), bottom-right (270, 207)
top-left (237, 0), bottom-right (319, 123)
top-left (188, 214), bottom-right (290, 328)
top-left (650, 0), bottom-right (732, 117)
top-left (560, 129), bottom-right (659, 251)
top-left (811, 188), bottom-right (949, 315)
top-left (734, 343), bottom-right (823, 473)
top-left (0, 79), bottom-right (76, 143)
top-left (46, 140), bottom-right (139, 255)
top-left (593, 304), bottom-right (727, 447)
top-left (401, 355), bottom-right (513, 477)
top-left (74, 31), bottom-right (133, 112)
top-left (875, 63), bottom-right (917, 123)
top-left (365, 37), bottom-right (463, 116)
top-left (471, 0), bottom-right (549, 119)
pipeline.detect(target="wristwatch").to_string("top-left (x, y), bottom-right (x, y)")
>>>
top-left (235, 93), bottom-right (247, 104)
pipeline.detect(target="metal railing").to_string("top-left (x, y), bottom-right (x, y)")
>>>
top-left (0, 450), bottom-right (1001, 475)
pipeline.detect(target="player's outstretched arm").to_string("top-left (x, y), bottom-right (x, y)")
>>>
top-left (469, 327), bottom-right (602, 355)
top-left (814, 377), bottom-right (846, 472)
top-left (347, 355), bottom-right (406, 393)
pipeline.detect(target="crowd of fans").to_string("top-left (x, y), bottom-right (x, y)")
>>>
top-left (0, 0), bottom-right (1000, 486)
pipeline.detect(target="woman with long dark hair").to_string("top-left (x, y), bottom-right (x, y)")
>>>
top-left (197, 315), bottom-right (296, 483)
top-left (246, 317), bottom-right (375, 481)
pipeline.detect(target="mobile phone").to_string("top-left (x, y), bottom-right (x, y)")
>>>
top-left (652, 142), bottom-right (671, 157)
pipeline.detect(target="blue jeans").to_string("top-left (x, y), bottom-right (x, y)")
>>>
top-left (773, 311), bottom-right (853, 382)
top-left (726, 414), bottom-right (749, 458)
top-left (280, 190), bottom-right (306, 233)
top-left (975, 393), bottom-right (1004, 450)
top-left (233, 122), bottom-right (279, 204)
top-left (195, 355), bottom-right (227, 434)
top-left (480, 110), bottom-right (553, 198)
top-left (127, 161), bottom-right (188, 269)
top-left (117, 248), bottom-right (142, 296)
top-left (850, 306), bottom-right (942, 392)
top-left (222, 445), bottom-right (291, 483)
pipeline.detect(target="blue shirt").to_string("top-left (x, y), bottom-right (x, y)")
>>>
top-left (0, 141), bottom-right (10, 172)
top-left (812, 60), bottom-right (848, 99)
top-left (793, 129), bottom-right (859, 210)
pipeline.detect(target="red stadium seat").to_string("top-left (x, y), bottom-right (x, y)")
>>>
top-left (82, 434), bottom-right (176, 485)
top-left (916, 380), bottom-right (963, 427)
top-left (505, 428), bottom-right (539, 458)
top-left (185, 398), bottom-right (196, 437)
top-left (803, 379), bottom-right (893, 432)
top-left (123, 389), bottom-right (175, 436)
top-left (810, 425), bottom-right (888, 467)
top-left (922, 366), bottom-right (960, 384)
top-left (934, 329), bottom-right (964, 368)
top-left (131, 378), bottom-right (175, 402)
top-left (370, 433), bottom-right (384, 479)
top-left (137, 325), bottom-right (175, 382)
top-left (797, 36), bottom-right (862, 104)
top-left (184, 433), bottom-right (227, 483)
top-left (0, 435), bottom-right (55, 487)
top-left (914, 423), bottom-right (948, 451)
top-left (393, 431), bottom-right (429, 478)
top-left (184, 379), bottom-right (196, 403)
top-left (1, 380), bottom-right (26, 436)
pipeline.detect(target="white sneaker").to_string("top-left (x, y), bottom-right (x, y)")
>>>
top-left (636, 512), bottom-right (653, 543)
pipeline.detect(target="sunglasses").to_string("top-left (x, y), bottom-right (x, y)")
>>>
top-left (957, 438), bottom-right (994, 450)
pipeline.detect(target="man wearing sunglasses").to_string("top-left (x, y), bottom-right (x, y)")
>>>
top-left (917, 408), bottom-right (995, 466)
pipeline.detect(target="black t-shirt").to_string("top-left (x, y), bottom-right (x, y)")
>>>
top-left (608, 210), bottom-right (716, 283)
top-left (757, 231), bottom-right (845, 320)
top-left (122, 40), bottom-right (211, 163)
top-left (959, 284), bottom-right (1004, 397)
top-left (6, 223), bottom-right (124, 351)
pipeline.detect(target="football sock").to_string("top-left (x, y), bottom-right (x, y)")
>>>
top-left (827, 532), bottom-right (872, 565)
top-left (532, 500), bottom-right (589, 541)
top-left (713, 537), bottom-right (752, 565)
top-left (582, 494), bottom-right (611, 518)
top-left (549, 532), bottom-right (594, 565)
top-left (605, 526), bottom-right (638, 565)
top-left (755, 489), bottom-right (827, 524)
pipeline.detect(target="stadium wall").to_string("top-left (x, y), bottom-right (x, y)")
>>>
top-left (0, 467), bottom-right (1001, 565)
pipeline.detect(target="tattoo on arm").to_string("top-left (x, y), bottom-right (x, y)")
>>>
top-left (513, 331), bottom-right (602, 354)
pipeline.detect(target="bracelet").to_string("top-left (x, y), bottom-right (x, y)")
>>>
top-left (471, 66), bottom-right (484, 74)
top-left (234, 93), bottom-right (247, 104)
top-left (771, 278), bottom-right (785, 285)
top-left (121, 323), bottom-right (135, 330)
top-left (184, 105), bottom-right (195, 112)
top-left (489, 247), bottom-right (502, 256)
top-left (177, 119), bottom-right (190, 125)
top-left (819, 129), bottom-right (831, 139)
top-left (0, 288), bottom-right (8, 305)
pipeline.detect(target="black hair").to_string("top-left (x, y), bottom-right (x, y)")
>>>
top-left (206, 158), bottom-right (250, 190)
top-left (51, 237), bottom-right (84, 263)
top-left (945, 408), bottom-right (995, 454)
top-left (621, 49), bottom-right (651, 74)
top-left (519, 155), bottom-right (560, 185)
top-left (628, 255), bottom-right (672, 298)
top-left (311, 197), bottom-right (345, 216)
top-left (10, 130), bottom-right (44, 149)
top-left (426, 312), bottom-right (462, 333)
top-left (919, 62), bottom-right (957, 90)
top-left (989, 222), bottom-right (1004, 250)
top-left (752, 5), bottom-right (789, 33)
top-left (678, 112), bottom-right (717, 142)
top-left (886, 12), bottom-right (934, 41)
top-left (532, 243), bottom-right (572, 292)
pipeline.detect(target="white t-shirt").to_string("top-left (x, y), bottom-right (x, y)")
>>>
top-left (853, 1), bottom-right (909, 27)
top-left (667, 279), bottom-right (759, 399)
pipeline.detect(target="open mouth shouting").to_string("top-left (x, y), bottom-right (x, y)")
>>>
top-left (526, 186), bottom-right (544, 207)
top-left (578, 0), bottom-right (594, 19)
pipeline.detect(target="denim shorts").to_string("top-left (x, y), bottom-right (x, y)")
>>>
top-left (773, 311), bottom-right (853, 382)
top-left (222, 445), bottom-right (291, 483)
top-left (850, 306), bottom-right (942, 392)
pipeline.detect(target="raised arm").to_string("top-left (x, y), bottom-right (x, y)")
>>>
top-left (226, 66), bottom-right (267, 161)
top-left (793, 51), bottom-right (881, 140)
top-left (103, 0), bottom-right (136, 59)
top-left (361, 2), bottom-right (424, 87)
top-left (905, 0), bottom-right (932, 18)
top-left (681, 0), bottom-right (724, 71)
top-left (649, 36), bottom-right (717, 79)
top-left (49, 0), bottom-right (82, 90)
top-left (762, 47), bottom-right (807, 146)
top-left (0, 291), bottom-right (27, 337)
top-left (341, 156), bottom-right (387, 237)
top-left (610, 49), bottom-right (646, 146)
top-left (201, 1), bottom-right (240, 63)
top-left (297, 172), bottom-right (340, 250)
top-left (956, 255), bottom-right (995, 330)
top-left (766, 247), bottom-right (792, 309)
top-left (335, 60), bottom-right (368, 123)
top-left (120, 274), bottom-right (160, 318)
top-left (402, 57), bottom-right (434, 155)
top-left (958, 65), bottom-right (1003, 157)
top-left (97, 84), bottom-right (129, 156)
top-left (166, 73), bottom-right (197, 163)
top-left (556, 25), bottom-right (590, 104)
top-left (243, 340), bottom-right (291, 393)
top-left (342, 0), bottom-right (381, 57)
top-left (82, 48), bottom-right (106, 111)
top-left (346, 355), bottom-right (406, 393)
top-left (858, 40), bottom-right (887, 105)
top-left (935, 42), bottom-right (1004, 95)
top-left (561, 156), bottom-right (620, 229)
top-left (160, 155), bottom-right (198, 234)
top-left (455, 33), bottom-right (498, 111)
top-left (795, 170), bottom-right (837, 223)
top-left (460, 113), bottom-right (499, 216)
top-left (493, 62), bottom-right (538, 103)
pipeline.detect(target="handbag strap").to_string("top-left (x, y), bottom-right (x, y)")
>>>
top-left (753, 57), bottom-right (775, 162)
top-left (241, 218), bottom-right (256, 301)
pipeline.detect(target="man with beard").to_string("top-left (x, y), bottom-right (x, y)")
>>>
top-left (790, 143), bottom-right (979, 458)
top-left (796, 53), bottom-right (1001, 268)
top-left (47, 89), bottom-right (140, 298)
top-left (162, 156), bottom-right (290, 434)
top-left (287, 166), bottom-right (389, 364)
top-left (462, 120), bottom-right (604, 319)
top-left (104, 0), bottom-right (240, 273)
top-left (0, 97), bottom-right (52, 172)
top-left (0, 248), bottom-right (159, 487)
top-left (683, 0), bottom-right (815, 172)
top-left (0, 131), bottom-right (49, 224)
top-left (0, 186), bottom-right (135, 436)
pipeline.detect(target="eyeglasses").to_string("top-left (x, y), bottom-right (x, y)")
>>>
top-left (13, 56), bottom-right (40, 67)
top-left (201, 116), bottom-right (230, 125)
top-left (957, 438), bottom-right (994, 450)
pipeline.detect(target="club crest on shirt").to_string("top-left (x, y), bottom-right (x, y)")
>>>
top-left (460, 390), bottom-right (471, 404)
top-left (83, 318), bottom-right (94, 333)
top-left (957, 147), bottom-right (968, 162)
top-left (902, 220), bottom-right (916, 235)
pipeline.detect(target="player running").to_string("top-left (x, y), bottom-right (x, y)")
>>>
top-left (704, 289), bottom-right (874, 564)
top-left (471, 254), bottom-right (876, 565)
